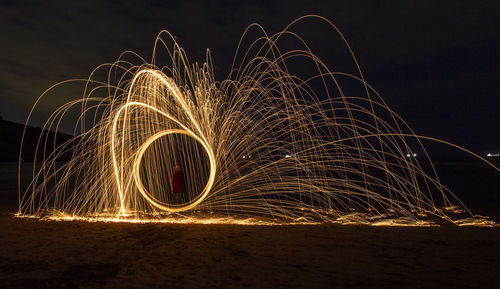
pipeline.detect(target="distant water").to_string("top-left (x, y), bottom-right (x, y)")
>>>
top-left (4, 161), bottom-right (500, 218)
top-left (430, 162), bottom-right (499, 201)
top-left (427, 161), bottom-right (500, 218)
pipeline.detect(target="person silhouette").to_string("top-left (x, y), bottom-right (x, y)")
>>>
top-left (170, 165), bottom-right (186, 204)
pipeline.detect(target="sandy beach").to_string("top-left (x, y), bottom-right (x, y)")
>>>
top-left (1, 211), bottom-right (499, 289)
top-left (2, 162), bottom-right (500, 288)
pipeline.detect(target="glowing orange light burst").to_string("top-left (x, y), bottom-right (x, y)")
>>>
top-left (18, 16), bottom-right (499, 226)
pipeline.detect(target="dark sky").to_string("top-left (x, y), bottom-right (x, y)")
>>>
top-left (0, 0), bottom-right (498, 155)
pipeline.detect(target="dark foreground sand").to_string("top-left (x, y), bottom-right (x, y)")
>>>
top-left (1, 212), bottom-right (499, 289)
top-left (3, 162), bottom-right (500, 288)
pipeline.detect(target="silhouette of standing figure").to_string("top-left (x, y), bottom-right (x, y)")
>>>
top-left (171, 165), bottom-right (186, 204)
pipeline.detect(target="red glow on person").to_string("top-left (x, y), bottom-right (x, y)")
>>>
top-left (171, 165), bottom-right (185, 195)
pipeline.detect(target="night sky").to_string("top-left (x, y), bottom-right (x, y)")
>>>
top-left (0, 0), bottom-right (498, 155)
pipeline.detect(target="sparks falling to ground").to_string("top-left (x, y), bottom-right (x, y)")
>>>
top-left (17, 16), bottom-right (499, 226)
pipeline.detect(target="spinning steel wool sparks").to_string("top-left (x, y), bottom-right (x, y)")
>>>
top-left (17, 16), bottom-right (499, 226)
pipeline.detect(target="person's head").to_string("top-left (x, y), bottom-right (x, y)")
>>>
top-left (174, 165), bottom-right (182, 172)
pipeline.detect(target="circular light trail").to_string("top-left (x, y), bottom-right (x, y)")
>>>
top-left (133, 129), bottom-right (215, 212)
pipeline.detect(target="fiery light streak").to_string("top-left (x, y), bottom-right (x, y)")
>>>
top-left (18, 16), bottom-right (499, 226)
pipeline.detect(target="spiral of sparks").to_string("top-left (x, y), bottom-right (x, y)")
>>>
top-left (17, 16), bottom-right (499, 225)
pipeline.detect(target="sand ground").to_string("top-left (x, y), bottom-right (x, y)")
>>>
top-left (2, 162), bottom-right (500, 288)
top-left (1, 211), bottom-right (499, 289)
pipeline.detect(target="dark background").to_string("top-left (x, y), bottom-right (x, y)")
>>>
top-left (0, 0), bottom-right (499, 156)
